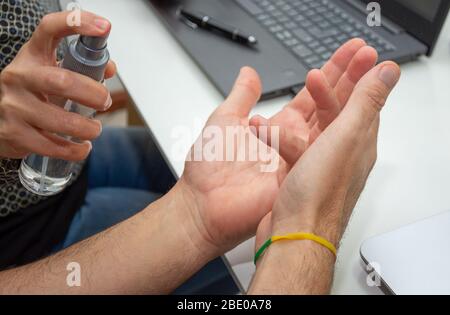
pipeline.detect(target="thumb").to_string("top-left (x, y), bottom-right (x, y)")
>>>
top-left (218, 67), bottom-right (262, 118)
top-left (343, 61), bottom-right (400, 129)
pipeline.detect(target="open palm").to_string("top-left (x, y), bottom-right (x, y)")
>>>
top-left (182, 67), bottom-right (288, 251)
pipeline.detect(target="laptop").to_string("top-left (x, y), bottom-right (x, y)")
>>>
top-left (360, 210), bottom-right (450, 295)
top-left (149, 0), bottom-right (450, 100)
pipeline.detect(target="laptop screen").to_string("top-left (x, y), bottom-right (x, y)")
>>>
top-left (395, 0), bottom-right (442, 21)
top-left (360, 0), bottom-right (450, 54)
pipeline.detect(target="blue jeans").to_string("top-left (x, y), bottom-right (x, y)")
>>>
top-left (58, 127), bottom-right (238, 295)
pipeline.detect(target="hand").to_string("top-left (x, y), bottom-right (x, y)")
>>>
top-left (178, 67), bottom-right (288, 255)
top-left (256, 62), bottom-right (401, 253)
top-left (252, 39), bottom-right (379, 246)
top-left (178, 40), bottom-right (380, 256)
top-left (0, 11), bottom-right (116, 161)
top-left (250, 38), bottom-right (378, 166)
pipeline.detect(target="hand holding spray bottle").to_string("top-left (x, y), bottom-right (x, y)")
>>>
top-left (19, 33), bottom-right (110, 196)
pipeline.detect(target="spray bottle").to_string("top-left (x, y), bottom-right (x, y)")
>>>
top-left (19, 33), bottom-right (110, 196)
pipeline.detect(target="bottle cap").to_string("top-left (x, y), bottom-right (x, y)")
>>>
top-left (80, 33), bottom-right (109, 50)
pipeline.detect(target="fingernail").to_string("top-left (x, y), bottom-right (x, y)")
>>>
top-left (87, 141), bottom-right (93, 152)
top-left (239, 66), bottom-right (251, 77)
top-left (103, 94), bottom-right (112, 110)
top-left (95, 119), bottom-right (103, 134)
top-left (95, 18), bottom-right (110, 31)
top-left (379, 65), bottom-right (399, 88)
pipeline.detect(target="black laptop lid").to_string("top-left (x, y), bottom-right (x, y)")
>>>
top-left (360, 0), bottom-right (450, 55)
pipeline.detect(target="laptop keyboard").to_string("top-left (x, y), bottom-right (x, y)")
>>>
top-left (238, 0), bottom-right (396, 69)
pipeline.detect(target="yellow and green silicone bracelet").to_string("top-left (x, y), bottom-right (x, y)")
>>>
top-left (254, 232), bottom-right (337, 265)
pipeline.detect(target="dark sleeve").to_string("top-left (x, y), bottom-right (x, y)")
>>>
top-left (0, 0), bottom-right (64, 72)
top-left (0, 161), bottom-right (89, 269)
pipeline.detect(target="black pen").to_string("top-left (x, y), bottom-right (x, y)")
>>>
top-left (178, 8), bottom-right (258, 46)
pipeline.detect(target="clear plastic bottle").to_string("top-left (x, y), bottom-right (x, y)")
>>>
top-left (19, 34), bottom-right (110, 196)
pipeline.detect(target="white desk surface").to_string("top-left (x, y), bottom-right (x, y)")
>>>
top-left (79, 0), bottom-right (450, 294)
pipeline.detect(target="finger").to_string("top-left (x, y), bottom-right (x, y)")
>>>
top-left (40, 131), bottom-right (93, 161)
top-left (249, 115), bottom-right (269, 140)
top-left (0, 142), bottom-right (29, 160)
top-left (306, 69), bottom-right (340, 131)
top-left (105, 60), bottom-right (117, 79)
top-left (30, 11), bottom-right (111, 58)
top-left (288, 38), bottom-right (366, 118)
top-left (22, 66), bottom-right (112, 112)
top-left (253, 40), bottom-right (367, 164)
top-left (334, 46), bottom-right (378, 107)
top-left (343, 61), bottom-right (401, 129)
top-left (16, 125), bottom-right (92, 161)
top-left (322, 38), bottom-right (367, 87)
top-left (305, 45), bottom-right (378, 145)
top-left (20, 96), bottom-right (102, 141)
top-left (219, 67), bottom-right (262, 118)
top-left (250, 112), bottom-right (307, 166)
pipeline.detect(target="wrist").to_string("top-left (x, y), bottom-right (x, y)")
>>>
top-left (250, 238), bottom-right (335, 294)
top-left (271, 199), bottom-right (344, 249)
top-left (168, 178), bottom-right (222, 260)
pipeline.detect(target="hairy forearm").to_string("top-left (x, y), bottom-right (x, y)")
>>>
top-left (248, 203), bottom-right (341, 295)
top-left (0, 181), bottom-right (216, 294)
top-left (248, 240), bottom-right (336, 295)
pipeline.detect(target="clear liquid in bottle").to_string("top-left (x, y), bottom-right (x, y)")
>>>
top-left (19, 155), bottom-right (73, 196)
top-left (19, 99), bottom-right (95, 196)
